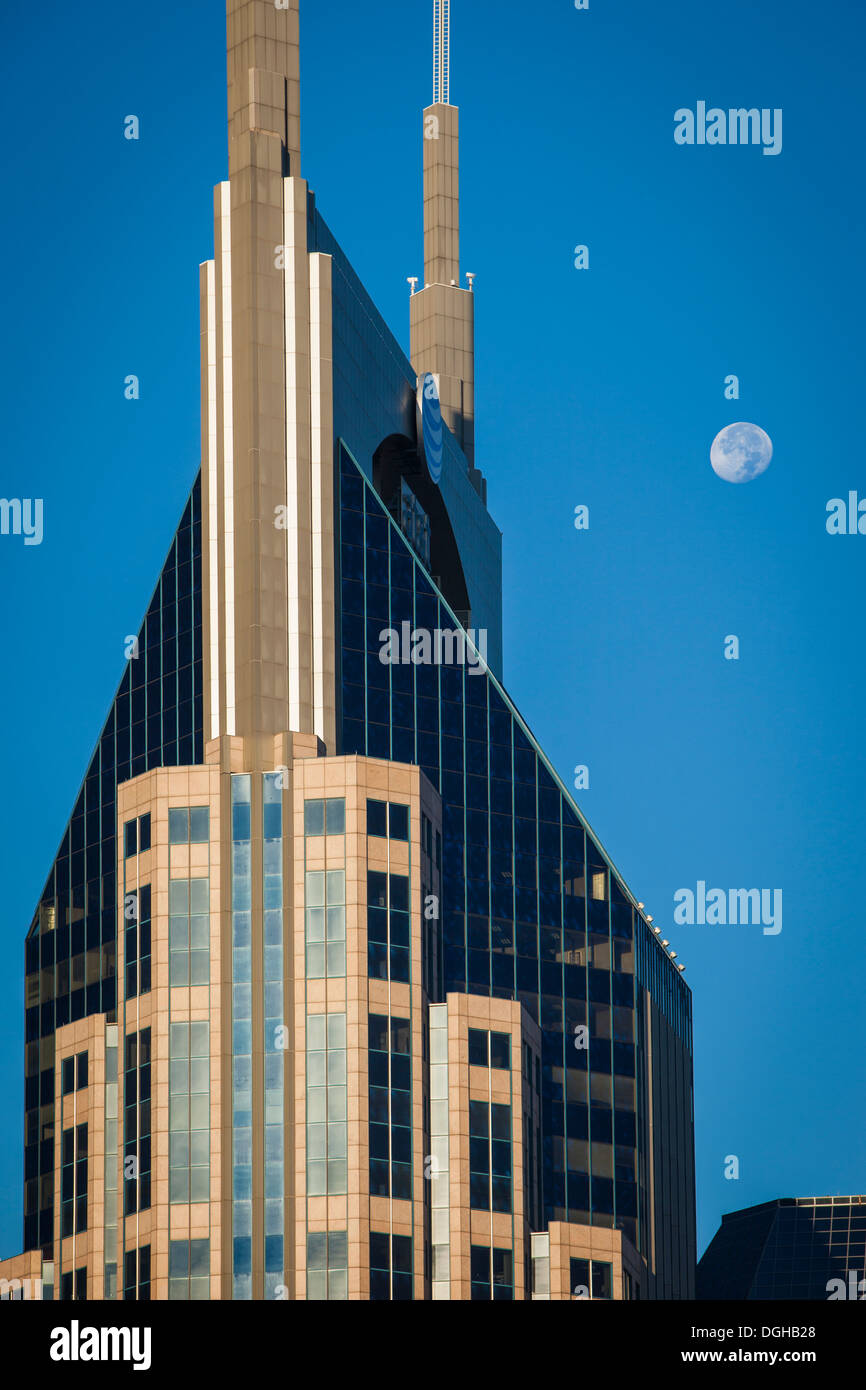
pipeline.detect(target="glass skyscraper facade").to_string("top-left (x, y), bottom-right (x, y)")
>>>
top-left (698, 1197), bottom-right (866, 1300)
top-left (336, 442), bottom-right (694, 1286)
top-left (22, 483), bottom-right (202, 1254)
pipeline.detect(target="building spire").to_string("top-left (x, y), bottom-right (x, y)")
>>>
top-left (411, 1), bottom-right (478, 475)
top-left (433, 0), bottom-right (450, 105)
top-left (423, 1), bottom-right (458, 288)
top-left (227, 0), bottom-right (301, 178)
top-left (200, 1), bottom-right (337, 751)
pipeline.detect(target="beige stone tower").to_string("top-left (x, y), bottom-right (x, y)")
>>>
top-left (410, 0), bottom-right (476, 469)
top-left (201, 0), bottom-right (336, 753)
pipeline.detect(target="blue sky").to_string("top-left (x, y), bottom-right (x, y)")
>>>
top-left (1, 0), bottom-right (864, 1263)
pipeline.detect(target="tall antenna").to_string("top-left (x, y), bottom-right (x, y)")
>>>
top-left (433, 0), bottom-right (450, 105)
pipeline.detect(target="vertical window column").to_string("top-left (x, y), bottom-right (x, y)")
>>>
top-left (370, 1231), bottom-right (413, 1301)
top-left (429, 1004), bottom-right (450, 1299)
top-left (168, 1238), bottom-right (210, 1301)
top-left (306, 1231), bottom-right (348, 1301)
top-left (262, 772), bottom-right (284, 1298)
top-left (139, 885), bottom-right (151, 994)
top-left (123, 1245), bottom-right (151, 1301)
top-left (169, 877), bottom-right (210, 986)
top-left (306, 1014), bottom-right (347, 1197)
top-left (368, 1015), bottom-right (412, 1200)
top-left (123, 1029), bottom-right (151, 1215)
top-left (367, 871), bottom-right (410, 983)
top-left (123, 885), bottom-right (151, 1000)
top-left (61, 1122), bottom-right (88, 1237)
top-left (103, 1025), bottom-right (118, 1299)
top-left (231, 775), bottom-right (252, 1299)
top-left (469, 1099), bottom-right (512, 1214)
top-left (530, 1232), bottom-right (550, 1299)
top-left (305, 869), bottom-right (346, 979)
top-left (169, 1022), bottom-right (209, 1202)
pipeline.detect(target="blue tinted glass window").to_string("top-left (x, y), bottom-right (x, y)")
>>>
top-left (468, 1029), bottom-right (487, 1067)
top-left (168, 809), bottom-right (189, 844)
top-left (490, 1031), bottom-right (510, 1070)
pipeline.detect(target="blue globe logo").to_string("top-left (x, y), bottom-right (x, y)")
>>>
top-left (422, 373), bottom-right (444, 483)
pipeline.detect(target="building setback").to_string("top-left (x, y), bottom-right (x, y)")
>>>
top-left (697, 1197), bottom-right (866, 1301)
top-left (0, 0), bottom-right (695, 1301)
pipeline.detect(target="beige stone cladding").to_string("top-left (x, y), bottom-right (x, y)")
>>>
top-left (0, 1249), bottom-right (45, 1300)
top-left (291, 755), bottom-right (440, 1300)
top-left (52, 1015), bottom-right (109, 1298)
top-left (541, 1220), bottom-right (645, 1300)
top-left (115, 762), bottom-right (223, 1300)
top-left (443, 993), bottom-right (540, 1299)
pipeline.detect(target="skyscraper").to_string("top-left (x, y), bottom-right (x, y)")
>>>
top-left (0, 0), bottom-right (695, 1301)
top-left (697, 1197), bottom-right (866, 1301)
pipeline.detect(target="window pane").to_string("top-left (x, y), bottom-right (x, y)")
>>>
top-left (390, 1017), bottom-right (411, 1055)
top-left (326, 870), bottom-right (345, 905)
top-left (492, 1248), bottom-right (513, 1287)
top-left (490, 1032), bottom-right (511, 1070)
top-left (366, 799), bottom-right (387, 837)
top-left (307, 1232), bottom-right (327, 1270)
top-left (189, 950), bottom-right (210, 985)
top-left (388, 803), bottom-right (409, 841)
top-left (468, 1029), bottom-right (488, 1068)
top-left (305, 872), bottom-right (325, 907)
top-left (491, 1103), bottom-right (511, 1141)
top-left (389, 875), bottom-right (409, 913)
top-left (469, 1100), bottom-right (489, 1138)
top-left (169, 880), bottom-right (189, 914)
top-left (471, 1245), bottom-right (490, 1283)
top-left (190, 879), bottom-right (209, 913)
top-left (592, 1261), bottom-right (613, 1300)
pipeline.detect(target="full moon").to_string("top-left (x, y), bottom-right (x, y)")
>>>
top-left (710, 422), bottom-right (773, 484)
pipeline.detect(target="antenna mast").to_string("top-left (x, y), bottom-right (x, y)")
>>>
top-left (433, 0), bottom-right (450, 105)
